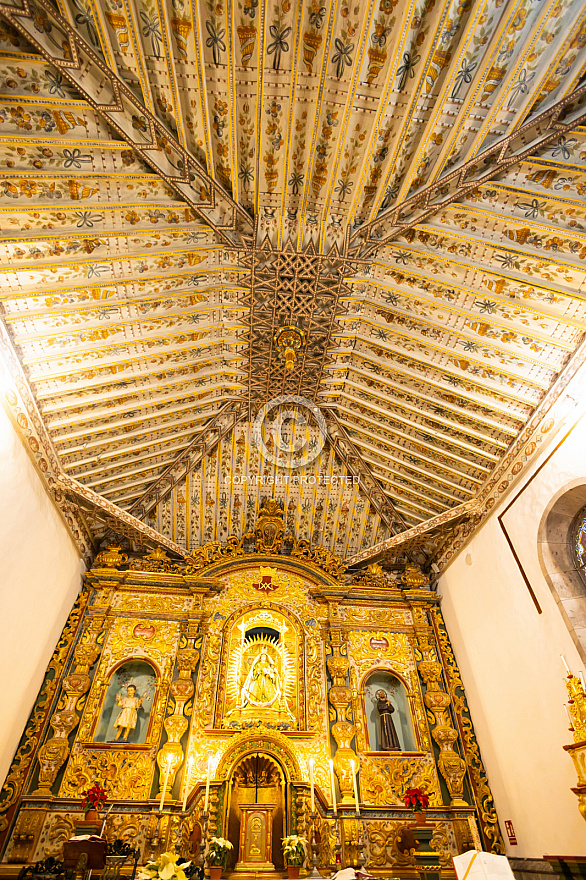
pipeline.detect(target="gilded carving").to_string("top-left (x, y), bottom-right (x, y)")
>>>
top-left (95, 544), bottom-right (128, 569)
top-left (158, 646), bottom-right (200, 801)
top-left (401, 564), bottom-right (429, 590)
top-left (113, 594), bottom-right (190, 613)
top-left (193, 631), bottom-right (222, 728)
top-left (6, 810), bottom-right (45, 863)
top-left (350, 564), bottom-right (394, 590)
top-left (42, 814), bottom-right (76, 859)
top-left (367, 820), bottom-right (404, 868)
top-left (347, 631), bottom-right (412, 680)
top-left (291, 540), bottom-right (347, 580)
top-left (0, 587), bottom-right (88, 834)
top-left (431, 608), bottom-right (505, 853)
top-left (184, 536), bottom-right (245, 573)
top-left (103, 812), bottom-right (144, 845)
top-left (129, 547), bottom-right (180, 573)
top-left (35, 621), bottom-right (103, 795)
top-left (360, 754), bottom-right (441, 808)
top-left (60, 746), bottom-right (156, 800)
top-left (249, 498), bottom-right (287, 553)
top-left (327, 634), bottom-right (357, 806)
top-left (342, 607), bottom-right (407, 626)
top-left (417, 636), bottom-right (467, 806)
top-left (105, 619), bottom-right (178, 668)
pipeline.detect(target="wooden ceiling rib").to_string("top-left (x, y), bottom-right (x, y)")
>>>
top-left (0, 0), bottom-right (585, 563)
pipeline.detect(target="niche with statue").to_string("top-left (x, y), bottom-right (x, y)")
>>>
top-left (93, 660), bottom-right (157, 745)
top-left (364, 670), bottom-right (416, 752)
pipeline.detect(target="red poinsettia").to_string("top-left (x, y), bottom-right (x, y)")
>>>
top-left (403, 787), bottom-right (429, 813)
top-left (81, 783), bottom-right (108, 814)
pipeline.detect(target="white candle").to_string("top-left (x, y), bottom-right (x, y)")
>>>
top-left (580, 672), bottom-right (585, 691)
top-left (309, 758), bottom-right (315, 813)
top-left (182, 758), bottom-right (193, 812)
top-left (160, 758), bottom-right (171, 812)
top-left (328, 759), bottom-right (337, 816)
top-left (562, 654), bottom-right (571, 676)
top-left (351, 759), bottom-right (360, 814)
top-left (204, 756), bottom-right (211, 813)
top-left (565, 704), bottom-right (574, 728)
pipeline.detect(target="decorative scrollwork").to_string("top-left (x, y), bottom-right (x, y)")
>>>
top-left (129, 547), bottom-right (180, 573)
top-left (360, 755), bottom-right (441, 807)
top-left (0, 588), bottom-right (89, 838)
top-left (291, 540), bottom-right (347, 579)
top-left (184, 536), bottom-right (245, 573)
top-left (431, 607), bottom-right (505, 854)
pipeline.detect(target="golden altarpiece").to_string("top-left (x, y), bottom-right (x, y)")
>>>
top-left (0, 502), bottom-right (505, 875)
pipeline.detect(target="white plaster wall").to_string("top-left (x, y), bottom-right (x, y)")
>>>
top-left (0, 404), bottom-right (83, 787)
top-left (439, 412), bottom-right (586, 857)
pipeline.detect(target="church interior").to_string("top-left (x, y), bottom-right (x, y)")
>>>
top-left (1, 0), bottom-right (586, 876)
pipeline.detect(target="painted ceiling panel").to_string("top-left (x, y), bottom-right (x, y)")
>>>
top-left (0, 0), bottom-right (584, 563)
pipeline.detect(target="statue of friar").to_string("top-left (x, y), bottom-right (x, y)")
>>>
top-left (376, 688), bottom-right (401, 751)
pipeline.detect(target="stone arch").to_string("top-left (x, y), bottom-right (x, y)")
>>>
top-left (537, 479), bottom-right (586, 661)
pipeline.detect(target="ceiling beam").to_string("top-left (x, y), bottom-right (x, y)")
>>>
top-left (0, 0), bottom-right (254, 248)
top-left (129, 403), bottom-right (246, 518)
top-left (348, 82), bottom-right (586, 256)
top-left (323, 407), bottom-right (408, 535)
top-left (57, 472), bottom-right (186, 556)
top-left (346, 497), bottom-right (482, 566)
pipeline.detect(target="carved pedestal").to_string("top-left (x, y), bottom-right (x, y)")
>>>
top-left (235, 804), bottom-right (275, 873)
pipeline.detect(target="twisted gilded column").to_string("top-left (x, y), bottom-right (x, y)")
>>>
top-left (564, 672), bottom-right (586, 820)
top-left (34, 615), bottom-right (104, 795)
top-left (327, 628), bottom-right (357, 807)
top-left (417, 635), bottom-right (467, 807)
top-left (157, 624), bottom-right (200, 803)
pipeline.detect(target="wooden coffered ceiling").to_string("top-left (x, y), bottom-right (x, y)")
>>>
top-left (0, 0), bottom-right (585, 565)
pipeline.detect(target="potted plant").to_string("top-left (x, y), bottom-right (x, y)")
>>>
top-left (208, 836), bottom-right (233, 880)
top-left (138, 852), bottom-right (192, 880)
top-left (282, 835), bottom-right (306, 879)
top-left (403, 787), bottom-right (430, 825)
top-left (80, 782), bottom-right (108, 822)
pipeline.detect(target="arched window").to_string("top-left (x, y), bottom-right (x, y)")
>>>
top-left (538, 483), bottom-right (586, 661)
top-left (573, 506), bottom-right (586, 582)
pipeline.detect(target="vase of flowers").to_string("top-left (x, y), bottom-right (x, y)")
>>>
top-left (208, 836), bottom-right (233, 879)
top-left (282, 835), bottom-right (306, 878)
top-left (403, 787), bottom-right (430, 825)
top-left (81, 782), bottom-right (108, 821)
top-left (138, 852), bottom-right (192, 880)
top-left (75, 782), bottom-right (108, 834)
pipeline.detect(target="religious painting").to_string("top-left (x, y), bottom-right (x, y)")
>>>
top-left (364, 670), bottom-right (416, 752)
top-left (94, 660), bottom-right (157, 744)
top-left (219, 608), bottom-right (301, 729)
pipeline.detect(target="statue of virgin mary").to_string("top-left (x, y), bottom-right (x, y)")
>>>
top-left (241, 649), bottom-right (282, 708)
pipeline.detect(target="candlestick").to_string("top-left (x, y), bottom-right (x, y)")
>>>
top-left (309, 758), bottom-right (315, 813)
top-left (355, 818), bottom-right (366, 870)
top-left (204, 756), bottom-right (211, 813)
top-left (149, 809), bottom-right (163, 862)
top-left (307, 811), bottom-right (324, 879)
top-left (562, 654), bottom-right (572, 676)
top-left (198, 811), bottom-right (208, 871)
top-left (160, 757), bottom-right (172, 812)
top-left (351, 759), bottom-right (360, 814)
top-left (565, 703), bottom-right (574, 728)
top-left (328, 759), bottom-right (337, 816)
top-left (182, 758), bottom-right (193, 813)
